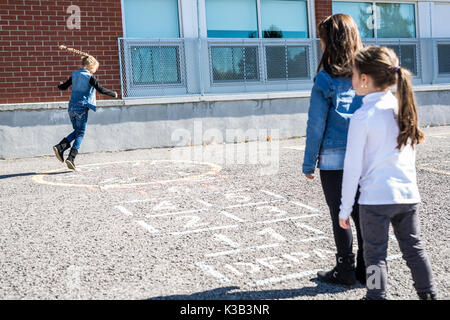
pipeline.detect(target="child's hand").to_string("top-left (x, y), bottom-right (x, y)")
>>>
top-left (304, 174), bottom-right (314, 179)
top-left (339, 217), bottom-right (351, 229)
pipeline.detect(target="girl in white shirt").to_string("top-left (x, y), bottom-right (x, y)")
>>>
top-left (339, 46), bottom-right (437, 300)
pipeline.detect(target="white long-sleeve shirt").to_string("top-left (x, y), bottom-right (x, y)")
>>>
top-left (339, 90), bottom-right (421, 220)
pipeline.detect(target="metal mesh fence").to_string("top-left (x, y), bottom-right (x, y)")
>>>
top-left (118, 38), bottom-right (450, 98)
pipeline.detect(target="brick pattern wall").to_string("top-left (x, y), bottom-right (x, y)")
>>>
top-left (315, 0), bottom-right (333, 33)
top-left (0, 0), bottom-right (123, 104)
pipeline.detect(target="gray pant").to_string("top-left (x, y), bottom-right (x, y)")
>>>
top-left (359, 203), bottom-right (436, 300)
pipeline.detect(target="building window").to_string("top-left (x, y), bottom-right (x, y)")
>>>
top-left (206, 0), bottom-right (258, 38)
top-left (385, 44), bottom-right (417, 75)
top-left (332, 1), bottom-right (374, 38)
top-left (210, 46), bottom-right (260, 82)
top-left (261, 0), bottom-right (308, 38)
top-left (376, 3), bottom-right (415, 38)
top-left (124, 0), bottom-right (180, 38)
top-left (333, 2), bottom-right (417, 75)
top-left (131, 46), bottom-right (181, 85)
top-left (438, 44), bottom-right (450, 75)
top-left (332, 1), bottom-right (416, 38)
top-left (265, 45), bottom-right (309, 79)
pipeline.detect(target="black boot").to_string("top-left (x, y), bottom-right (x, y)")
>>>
top-left (356, 250), bottom-right (366, 285)
top-left (65, 147), bottom-right (78, 170)
top-left (317, 253), bottom-right (357, 286)
top-left (418, 292), bottom-right (438, 300)
top-left (53, 138), bottom-right (71, 162)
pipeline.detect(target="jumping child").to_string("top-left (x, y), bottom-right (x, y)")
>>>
top-left (302, 14), bottom-right (365, 286)
top-left (53, 45), bottom-right (118, 170)
top-left (339, 46), bottom-right (437, 300)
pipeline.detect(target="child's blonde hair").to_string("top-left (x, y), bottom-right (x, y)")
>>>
top-left (58, 45), bottom-right (98, 68)
top-left (353, 46), bottom-right (425, 150)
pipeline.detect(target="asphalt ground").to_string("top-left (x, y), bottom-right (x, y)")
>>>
top-left (0, 126), bottom-right (448, 300)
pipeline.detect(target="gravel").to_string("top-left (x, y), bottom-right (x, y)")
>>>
top-left (0, 125), bottom-right (448, 300)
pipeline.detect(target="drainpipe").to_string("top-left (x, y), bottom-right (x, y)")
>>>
top-left (197, 0), bottom-right (205, 95)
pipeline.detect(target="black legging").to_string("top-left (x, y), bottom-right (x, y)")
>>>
top-left (320, 170), bottom-right (363, 256)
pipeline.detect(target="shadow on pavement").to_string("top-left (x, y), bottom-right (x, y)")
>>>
top-left (147, 278), bottom-right (364, 300)
top-left (0, 171), bottom-right (71, 180)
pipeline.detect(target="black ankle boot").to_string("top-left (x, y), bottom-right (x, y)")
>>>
top-left (53, 138), bottom-right (71, 162)
top-left (65, 147), bottom-right (78, 170)
top-left (317, 253), bottom-right (357, 286)
top-left (356, 250), bottom-right (366, 285)
top-left (418, 292), bottom-right (438, 300)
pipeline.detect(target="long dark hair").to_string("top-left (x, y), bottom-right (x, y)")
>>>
top-left (317, 14), bottom-right (363, 77)
top-left (353, 46), bottom-right (425, 149)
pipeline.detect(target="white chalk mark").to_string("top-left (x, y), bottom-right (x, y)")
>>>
top-left (256, 256), bottom-right (286, 270)
top-left (213, 234), bottom-right (240, 248)
top-left (387, 254), bottom-right (403, 261)
top-left (99, 177), bottom-right (120, 184)
top-left (224, 264), bottom-right (243, 276)
top-left (257, 214), bottom-right (320, 224)
top-left (225, 193), bottom-right (252, 203)
top-left (171, 225), bottom-right (238, 236)
top-left (119, 198), bottom-right (157, 204)
top-left (206, 248), bottom-right (242, 257)
top-left (217, 210), bottom-right (245, 222)
top-left (153, 200), bottom-right (177, 211)
top-left (195, 262), bottom-right (231, 284)
top-left (257, 227), bottom-right (287, 241)
top-left (293, 236), bottom-right (328, 243)
top-left (256, 205), bottom-right (287, 217)
top-left (260, 190), bottom-right (285, 199)
top-left (146, 208), bottom-right (206, 218)
top-left (290, 201), bottom-right (320, 213)
top-left (195, 199), bottom-right (213, 207)
top-left (205, 243), bottom-right (280, 258)
top-left (224, 200), bottom-right (282, 209)
top-left (248, 269), bottom-right (322, 287)
top-left (115, 205), bottom-right (134, 217)
top-left (136, 220), bottom-right (159, 233)
top-left (283, 145), bottom-right (305, 151)
top-left (313, 249), bottom-right (334, 259)
top-left (295, 223), bottom-right (325, 235)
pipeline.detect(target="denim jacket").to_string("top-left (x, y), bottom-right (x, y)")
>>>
top-left (69, 68), bottom-right (97, 112)
top-left (302, 70), bottom-right (363, 174)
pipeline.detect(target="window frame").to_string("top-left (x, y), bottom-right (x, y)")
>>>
top-left (205, 0), bottom-right (312, 40)
top-left (332, 0), bottom-right (419, 40)
top-left (121, 0), bottom-right (184, 39)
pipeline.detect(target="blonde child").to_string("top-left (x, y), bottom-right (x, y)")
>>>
top-left (339, 46), bottom-right (437, 300)
top-left (53, 45), bottom-right (118, 170)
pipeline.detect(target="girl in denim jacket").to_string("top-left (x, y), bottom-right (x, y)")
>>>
top-left (302, 14), bottom-right (365, 286)
top-left (53, 46), bottom-right (118, 170)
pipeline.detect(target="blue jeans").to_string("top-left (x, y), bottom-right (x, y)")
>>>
top-left (66, 105), bottom-right (89, 150)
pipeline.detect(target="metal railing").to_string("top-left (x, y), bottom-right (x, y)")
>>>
top-left (118, 38), bottom-right (450, 98)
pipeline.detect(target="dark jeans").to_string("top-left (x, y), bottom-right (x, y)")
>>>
top-left (66, 106), bottom-right (89, 150)
top-left (320, 170), bottom-right (363, 256)
top-left (360, 203), bottom-right (436, 300)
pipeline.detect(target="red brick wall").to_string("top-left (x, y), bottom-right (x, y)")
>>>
top-left (0, 0), bottom-right (123, 104)
top-left (315, 0), bottom-right (332, 33)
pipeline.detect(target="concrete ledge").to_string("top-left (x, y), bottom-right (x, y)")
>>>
top-left (0, 87), bottom-right (449, 159)
top-left (2, 84), bottom-right (450, 111)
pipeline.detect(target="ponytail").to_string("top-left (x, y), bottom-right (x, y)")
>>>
top-left (396, 67), bottom-right (425, 149)
top-left (58, 45), bottom-right (98, 67)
